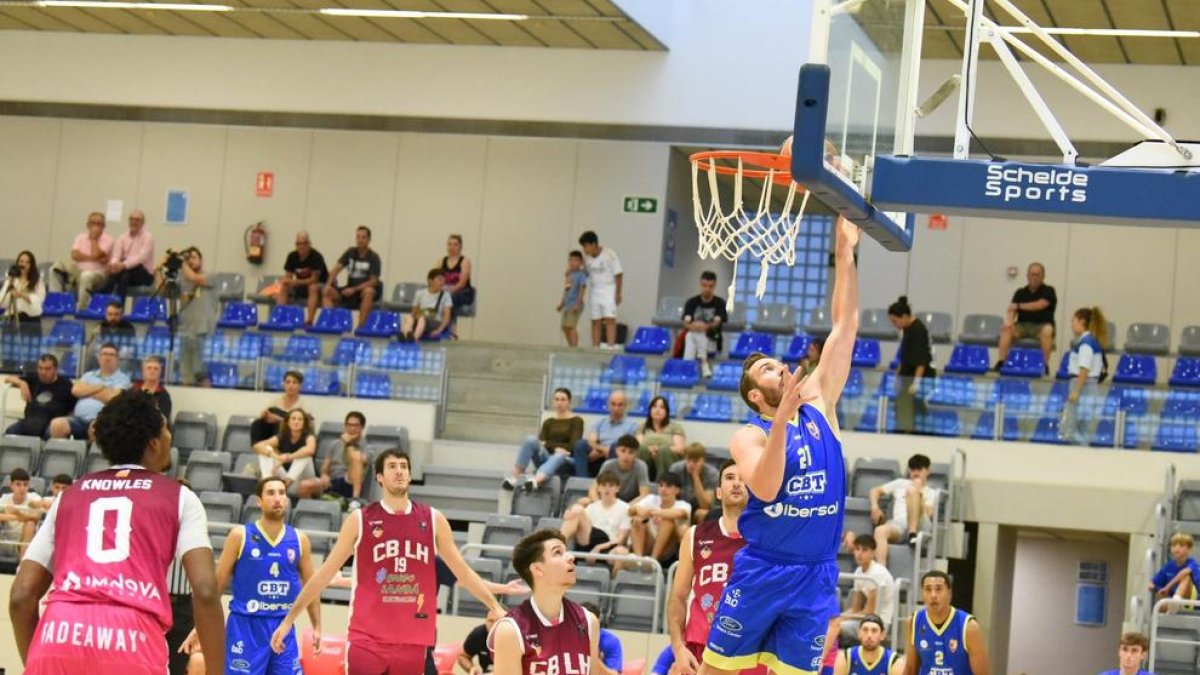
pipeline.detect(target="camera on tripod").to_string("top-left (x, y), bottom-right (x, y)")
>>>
top-left (162, 248), bottom-right (188, 281)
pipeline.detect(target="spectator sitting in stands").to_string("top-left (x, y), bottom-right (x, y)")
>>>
top-left (160, 247), bottom-right (218, 387)
top-left (1061, 306), bottom-right (1109, 446)
top-left (100, 209), bottom-right (155, 298)
top-left (587, 435), bottom-right (650, 504)
top-left (33, 474), bottom-right (73, 511)
top-left (0, 468), bottom-right (43, 560)
top-left (131, 355), bottom-right (172, 422)
top-left (557, 250), bottom-right (588, 348)
top-left (580, 601), bottom-right (623, 675)
top-left (1149, 531), bottom-right (1200, 609)
top-left (276, 231), bottom-right (328, 325)
top-left (1, 250), bottom-right (45, 333)
top-left (637, 395), bottom-right (686, 481)
top-left (1098, 632), bottom-right (1154, 675)
top-left (503, 388), bottom-right (584, 492)
top-left (667, 443), bottom-right (718, 523)
top-left (49, 211), bottom-right (112, 310)
top-left (323, 225), bottom-right (381, 328)
top-left (252, 408), bottom-right (317, 493)
top-left (48, 342), bottom-right (131, 439)
top-left (578, 230), bottom-right (623, 349)
top-left (801, 337), bottom-right (824, 372)
top-left (571, 390), bottom-right (639, 478)
top-left (888, 296), bottom-right (934, 435)
top-left (87, 300), bottom-right (136, 367)
top-left (300, 410), bottom-right (368, 506)
top-left (840, 534), bottom-right (896, 636)
top-left (867, 453), bottom-right (938, 566)
top-left (439, 234), bottom-right (474, 328)
top-left (560, 471), bottom-right (631, 559)
top-left (4, 353), bottom-right (75, 438)
top-left (250, 370), bottom-right (307, 444)
top-left (457, 616), bottom-right (496, 674)
top-left (681, 270), bottom-right (728, 379)
top-left (400, 268), bottom-right (453, 342)
top-left (627, 472), bottom-right (691, 572)
top-left (995, 261), bottom-right (1058, 375)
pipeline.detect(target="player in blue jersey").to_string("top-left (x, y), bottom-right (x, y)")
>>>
top-left (700, 217), bottom-right (860, 675)
top-left (904, 571), bottom-right (988, 675)
top-left (181, 477), bottom-right (320, 674)
top-left (833, 615), bottom-right (903, 675)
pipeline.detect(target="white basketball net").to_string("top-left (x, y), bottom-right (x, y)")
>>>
top-left (691, 154), bottom-right (810, 311)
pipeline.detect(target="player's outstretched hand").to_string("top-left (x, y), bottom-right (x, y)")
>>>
top-left (311, 630), bottom-right (322, 656)
top-left (270, 623), bottom-right (290, 654)
top-left (671, 643), bottom-right (701, 675)
top-left (774, 363), bottom-right (806, 422)
top-left (179, 628), bottom-right (201, 655)
top-left (836, 215), bottom-right (860, 250)
top-left (499, 579), bottom-right (530, 595)
top-left (487, 605), bottom-right (508, 624)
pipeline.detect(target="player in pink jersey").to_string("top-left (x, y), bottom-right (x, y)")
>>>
top-left (8, 389), bottom-right (225, 675)
top-left (667, 459), bottom-right (767, 675)
top-left (489, 528), bottom-right (601, 675)
top-left (270, 448), bottom-right (515, 675)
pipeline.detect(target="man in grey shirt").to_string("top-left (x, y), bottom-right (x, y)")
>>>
top-left (667, 442), bottom-right (720, 522)
top-left (572, 390), bottom-right (641, 477)
top-left (588, 435), bottom-right (650, 503)
top-left (159, 247), bottom-right (218, 386)
top-left (300, 410), bottom-right (368, 505)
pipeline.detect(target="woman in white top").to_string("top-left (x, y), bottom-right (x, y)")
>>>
top-left (1, 251), bottom-right (46, 333)
top-left (1061, 306), bottom-right (1109, 445)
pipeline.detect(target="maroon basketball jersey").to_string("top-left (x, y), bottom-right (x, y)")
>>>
top-left (350, 500), bottom-right (438, 648)
top-left (489, 597), bottom-right (592, 675)
top-left (685, 518), bottom-right (745, 646)
top-left (45, 467), bottom-right (181, 631)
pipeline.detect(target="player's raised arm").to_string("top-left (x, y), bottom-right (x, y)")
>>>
top-left (815, 217), bottom-right (860, 426)
top-left (732, 361), bottom-right (807, 501)
top-left (271, 510), bottom-right (360, 652)
top-left (434, 510), bottom-right (505, 617)
top-left (667, 526), bottom-right (700, 675)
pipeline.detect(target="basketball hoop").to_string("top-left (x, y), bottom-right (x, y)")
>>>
top-left (689, 149), bottom-right (811, 311)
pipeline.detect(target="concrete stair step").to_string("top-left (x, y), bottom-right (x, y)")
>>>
top-left (407, 484), bottom-right (499, 515)
top-left (422, 464), bottom-right (507, 491)
top-left (440, 410), bottom-right (539, 445)
top-left (427, 439), bottom-right (515, 471)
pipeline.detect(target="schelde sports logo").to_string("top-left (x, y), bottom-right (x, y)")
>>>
top-left (984, 164), bottom-right (1087, 204)
top-left (763, 502), bottom-right (839, 519)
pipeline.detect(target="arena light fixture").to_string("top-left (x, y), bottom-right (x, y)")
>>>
top-left (318, 8), bottom-right (528, 20)
top-left (36, 0), bottom-right (233, 9)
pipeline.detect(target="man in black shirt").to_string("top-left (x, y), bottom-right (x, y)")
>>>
top-left (457, 619), bottom-right (495, 674)
top-left (681, 271), bottom-right (728, 379)
top-left (322, 225), bottom-right (382, 327)
top-left (4, 354), bottom-right (75, 438)
top-left (995, 262), bottom-right (1058, 374)
top-left (275, 230), bottom-right (328, 325)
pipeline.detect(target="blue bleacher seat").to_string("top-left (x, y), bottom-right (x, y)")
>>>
top-left (307, 308), bottom-right (353, 335)
top-left (919, 410), bottom-right (961, 437)
top-left (354, 310), bottom-right (400, 339)
top-left (1112, 353), bottom-right (1157, 385)
top-left (329, 338), bottom-right (372, 366)
top-left (685, 394), bottom-right (733, 422)
top-left (1091, 418), bottom-right (1139, 449)
top-left (784, 334), bottom-right (814, 362)
top-left (625, 326), bottom-right (671, 355)
top-left (576, 388), bottom-right (610, 414)
top-left (874, 372), bottom-right (899, 400)
top-left (41, 292), bottom-right (75, 318)
top-left (45, 320), bottom-right (85, 347)
top-left (972, 412), bottom-right (1019, 441)
top-left (842, 369), bottom-right (864, 399)
top-left (707, 362), bottom-right (740, 391)
top-left (278, 335), bottom-right (321, 363)
top-left (851, 338), bottom-right (881, 369)
top-left (75, 294), bottom-right (120, 320)
top-left (1055, 352), bottom-right (1071, 381)
top-left (260, 305), bottom-right (305, 332)
top-left (855, 402), bottom-right (896, 433)
top-left (208, 362), bottom-right (239, 389)
top-left (928, 375), bottom-right (976, 407)
top-left (1043, 381), bottom-right (1070, 414)
top-left (944, 344), bottom-right (989, 375)
top-left (374, 342), bottom-right (420, 371)
top-left (1163, 390), bottom-right (1200, 420)
top-left (354, 372), bottom-right (392, 399)
top-left (231, 333), bottom-right (268, 362)
top-left (1031, 417), bottom-right (1067, 445)
top-left (600, 356), bottom-right (647, 385)
top-left (140, 326), bottom-right (171, 357)
top-left (659, 359), bottom-right (701, 389)
top-left (127, 296), bottom-right (167, 323)
top-left (263, 364), bottom-right (286, 391)
top-left (729, 332), bottom-right (774, 359)
top-left (1103, 386), bottom-right (1150, 418)
top-left (1153, 423), bottom-right (1199, 453)
top-left (301, 368), bottom-right (340, 396)
top-left (634, 390), bottom-right (677, 417)
top-left (216, 302), bottom-right (259, 329)
top-left (60, 351), bottom-right (78, 375)
top-left (999, 347), bottom-right (1046, 378)
top-left (988, 379), bottom-right (1033, 412)
top-left (1169, 358), bottom-right (1200, 388)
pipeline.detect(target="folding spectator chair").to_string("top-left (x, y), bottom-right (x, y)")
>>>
top-left (1030, 417), bottom-right (1067, 445)
top-left (1169, 358), bottom-right (1200, 388)
top-left (851, 339), bottom-right (882, 368)
top-left (625, 327), bottom-right (671, 355)
top-left (607, 570), bottom-right (659, 631)
top-left (455, 558), bottom-right (503, 617)
top-left (943, 344), bottom-right (989, 374)
top-left (198, 491), bottom-right (244, 524)
top-left (260, 305), bottom-right (305, 332)
top-left (174, 411), bottom-right (218, 465)
top-left (83, 450), bottom-right (111, 475)
top-left (849, 458), bottom-right (901, 498)
top-left (958, 314), bottom-right (1003, 346)
top-left (365, 425), bottom-right (409, 454)
top-left (566, 565), bottom-right (611, 608)
top-left (241, 496), bottom-right (263, 524)
top-left (920, 311), bottom-right (954, 344)
top-left (0, 436), bottom-right (41, 476)
top-left (127, 296), bottom-right (167, 324)
top-left (729, 332), bottom-right (773, 360)
top-left (291, 499), bottom-right (344, 554)
top-left (600, 355), bottom-right (647, 386)
top-left (928, 376), bottom-right (977, 407)
top-left (858, 309), bottom-right (898, 340)
top-left (1112, 354), bottom-right (1157, 385)
top-left (1125, 322), bottom-right (1170, 355)
top-left (536, 516), bottom-right (564, 531)
top-left (803, 307), bottom-right (833, 338)
top-left (575, 388), bottom-right (611, 415)
top-left (355, 311), bottom-right (400, 339)
top-left (685, 394), bottom-right (733, 422)
top-left (249, 275), bottom-right (281, 307)
top-left (37, 439), bottom-right (85, 481)
top-left (216, 302), bottom-right (259, 330)
top-left (784, 334), bottom-right (814, 362)
top-left (307, 308), bottom-right (353, 335)
top-left (1154, 423), bottom-right (1199, 453)
top-left (971, 412), bottom-right (1019, 441)
top-left (999, 347), bottom-right (1046, 378)
top-left (382, 282), bottom-right (424, 313)
top-left (1180, 326), bottom-right (1200, 357)
top-left (222, 415), bottom-right (255, 454)
top-left (184, 451), bottom-right (233, 493)
top-left (659, 359), bottom-right (701, 389)
top-left (752, 303), bottom-right (797, 334)
top-left (842, 497), bottom-right (873, 541)
top-left (511, 476), bottom-right (560, 518)
top-left (482, 514), bottom-right (533, 560)
top-left (650, 296), bottom-right (686, 330)
top-left (706, 362), bottom-right (741, 392)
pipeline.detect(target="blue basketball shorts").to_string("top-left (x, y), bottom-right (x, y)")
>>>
top-left (703, 550), bottom-right (840, 675)
top-left (226, 612), bottom-right (302, 675)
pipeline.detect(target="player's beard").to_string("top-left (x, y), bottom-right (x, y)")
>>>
top-left (759, 384), bottom-right (783, 410)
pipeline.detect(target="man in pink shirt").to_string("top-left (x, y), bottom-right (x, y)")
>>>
top-left (49, 211), bottom-right (114, 309)
top-left (100, 210), bottom-right (156, 298)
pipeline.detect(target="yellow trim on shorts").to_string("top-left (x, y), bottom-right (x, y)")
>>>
top-left (702, 649), bottom-right (817, 675)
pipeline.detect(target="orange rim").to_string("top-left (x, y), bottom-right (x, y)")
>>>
top-left (689, 150), bottom-right (805, 188)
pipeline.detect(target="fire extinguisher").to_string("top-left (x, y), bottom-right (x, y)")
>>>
top-left (245, 221), bottom-right (267, 264)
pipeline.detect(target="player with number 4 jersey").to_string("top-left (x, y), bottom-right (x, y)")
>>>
top-left (8, 390), bottom-right (225, 675)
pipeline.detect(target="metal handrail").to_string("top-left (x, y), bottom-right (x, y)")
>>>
top-left (1129, 594), bottom-right (1146, 634)
top-left (1149, 596), bottom-right (1200, 670)
top-left (457, 542), bottom-right (665, 633)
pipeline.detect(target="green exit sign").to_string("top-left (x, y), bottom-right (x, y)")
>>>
top-left (623, 196), bottom-right (658, 214)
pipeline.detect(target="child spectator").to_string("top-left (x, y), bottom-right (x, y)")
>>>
top-left (400, 268), bottom-right (453, 342)
top-left (1150, 531), bottom-right (1200, 606)
top-left (560, 471), bottom-right (631, 559)
top-left (628, 472), bottom-right (691, 570)
top-left (868, 452), bottom-right (939, 565)
top-left (34, 474), bottom-right (73, 510)
top-left (578, 230), bottom-right (623, 349)
top-left (589, 436), bottom-right (651, 503)
top-left (557, 250), bottom-right (588, 348)
top-left (0, 468), bottom-right (43, 559)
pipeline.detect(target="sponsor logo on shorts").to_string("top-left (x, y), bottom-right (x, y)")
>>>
top-left (724, 588), bottom-right (741, 608)
top-left (762, 501), bottom-right (839, 519)
top-left (229, 658), bottom-right (251, 672)
top-left (244, 599), bottom-right (293, 613)
top-left (715, 616), bottom-right (743, 638)
top-left (231, 640), bottom-right (244, 654)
